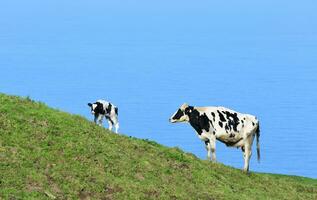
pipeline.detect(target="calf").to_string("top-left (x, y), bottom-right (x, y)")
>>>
top-left (169, 103), bottom-right (260, 172)
top-left (88, 100), bottom-right (119, 133)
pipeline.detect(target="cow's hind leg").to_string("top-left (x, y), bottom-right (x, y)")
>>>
top-left (112, 116), bottom-right (119, 133)
top-left (243, 135), bottom-right (254, 172)
top-left (107, 120), bottom-right (113, 131)
top-left (243, 144), bottom-right (251, 172)
top-left (114, 122), bottom-right (119, 133)
top-left (106, 116), bottom-right (113, 131)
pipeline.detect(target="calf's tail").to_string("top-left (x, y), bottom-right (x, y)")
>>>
top-left (115, 107), bottom-right (118, 116)
top-left (256, 122), bottom-right (260, 162)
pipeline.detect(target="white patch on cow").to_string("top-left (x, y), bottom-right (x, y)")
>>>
top-left (198, 131), bottom-right (211, 141)
top-left (91, 104), bottom-right (97, 114)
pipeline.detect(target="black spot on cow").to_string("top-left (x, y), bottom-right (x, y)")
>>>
top-left (105, 116), bottom-right (114, 124)
top-left (229, 133), bottom-right (235, 138)
top-left (185, 106), bottom-right (194, 114)
top-left (225, 123), bottom-right (230, 131)
top-left (204, 138), bottom-right (210, 146)
top-left (223, 111), bottom-right (240, 132)
top-left (213, 131), bottom-right (216, 135)
top-left (172, 109), bottom-right (184, 120)
top-left (209, 118), bottom-right (213, 127)
top-left (188, 110), bottom-right (213, 135)
top-left (241, 120), bottom-right (244, 124)
top-left (252, 122), bottom-right (255, 126)
top-left (106, 103), bottom-right (112, 114)
top-left (218, 121), bottom-right (223, 128)
top-left (211, 112), bottom-right (215, 117)
top-left (115, 107), bottom-right (118, 115)
top-left (217, 110), bottom-right (226, 122)
top-left (94, 102), bottom-right (105, 115)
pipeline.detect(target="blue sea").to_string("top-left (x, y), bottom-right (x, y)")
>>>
top-left (1, 0), bottom-right (316, 178)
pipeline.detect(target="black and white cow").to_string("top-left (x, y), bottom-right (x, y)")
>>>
top-left (169, 103), bottom-right (260, 172)
top-left (87, 100), bottom-right (119, 133)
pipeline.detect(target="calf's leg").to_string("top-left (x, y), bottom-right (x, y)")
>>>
top-left (94, 114), bottom-right (103, 126)
top-left (114, 123), bottom-right (119, 133)
top-left (107, 120), bottom-right (113, 131)
top-left (112, 116), bottom-right (119, 134)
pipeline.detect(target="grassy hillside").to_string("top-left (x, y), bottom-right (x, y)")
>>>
top-left (0, 94), bottom-right (316, 200)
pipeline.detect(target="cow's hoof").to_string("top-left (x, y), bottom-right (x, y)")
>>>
top-left (242, 170), bottom-right (251, 175)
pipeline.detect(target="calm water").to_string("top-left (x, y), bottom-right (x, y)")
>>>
top-left (1, 1), bottom-right (317, 178)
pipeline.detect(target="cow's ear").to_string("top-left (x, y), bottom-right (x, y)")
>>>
top-left (88, 103), bottom-right (92, 107)
top-left (181, 103), bottom-right (189, 110)
top-left (185, 106), bottom-right (193, 114)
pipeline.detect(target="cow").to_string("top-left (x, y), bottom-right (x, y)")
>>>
top-left (169, 103), bottom-right (260, 172)
top-left (87, 100), bottom-right (119, 133)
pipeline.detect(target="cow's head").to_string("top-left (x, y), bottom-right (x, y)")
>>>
top-left (169, 103), bottom-right (193, 123)
top-left (88, 102), bottom-right (104, 115)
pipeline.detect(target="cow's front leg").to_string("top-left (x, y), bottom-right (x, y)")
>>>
top-left (94, 114), bottom-right (98, 124)
top-left (205, 140), bottom-right (211, 160)
top-left (210, 136), bottom-right (216, 162)
top-left (97, 115), bottom-right (104, 126)
top-left (204, 135), bottom-right (216, 162)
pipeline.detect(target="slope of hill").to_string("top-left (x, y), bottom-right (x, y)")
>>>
top-left (0, 94), bottom-right (316, 199)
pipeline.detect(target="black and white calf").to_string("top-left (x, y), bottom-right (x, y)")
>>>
top-left (169, 103), bottom-right (260, 172)
top-left (87, 100), bottom-right (119, 133)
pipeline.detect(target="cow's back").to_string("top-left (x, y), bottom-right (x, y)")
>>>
top-left (198, 106), bottom-right (257, 134)
top-left (96, 100), bottom-right (109, 109)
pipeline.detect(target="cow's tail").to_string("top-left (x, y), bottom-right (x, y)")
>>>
top-left (256, 122), bottom-right (260, 162)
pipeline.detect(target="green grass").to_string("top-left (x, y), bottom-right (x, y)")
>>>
top-left (0, 93), bottom-right (316, 200)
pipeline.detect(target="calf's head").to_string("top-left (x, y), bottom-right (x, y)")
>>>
top-left (169, 103), bottom-right (193, 123)
top-left (87, 102), bottom-right (104, 115)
